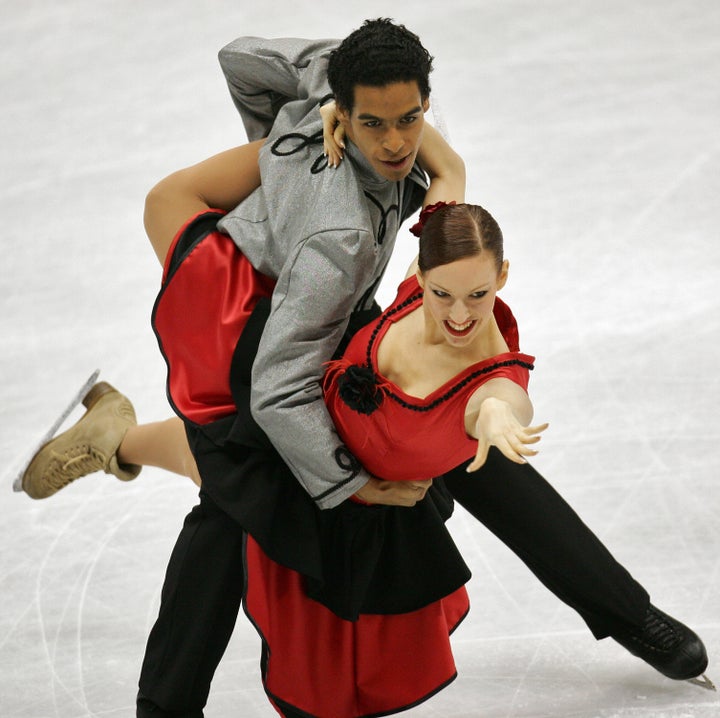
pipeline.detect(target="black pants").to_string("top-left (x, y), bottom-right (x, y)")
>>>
top-left (137, 495), bottom-right (245, 717)
top-left (442, 450), bottom-right (649, 639)
top-left (136, 451), bottom-right (649, 717)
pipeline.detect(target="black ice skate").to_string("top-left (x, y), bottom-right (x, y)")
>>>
top-left (611, 604), bottom-right (715, 690)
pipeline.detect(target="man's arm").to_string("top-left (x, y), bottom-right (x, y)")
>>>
top-left (143, 142), bottom-right (263, 265)
top-left (145, 35), bottom-right (340, 261)
top-left (249, 229), bottom-right (376, 509)
top-left (218, 36), bottom-right (338, 141)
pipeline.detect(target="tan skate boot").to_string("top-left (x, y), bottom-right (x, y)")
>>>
top-left (21, 382), bottom-right (141, 499)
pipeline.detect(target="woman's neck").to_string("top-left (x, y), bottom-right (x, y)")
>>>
top-left (420, 302), bottom-right (502, 362)
top-left (376, 302), bottom-right (508, 400)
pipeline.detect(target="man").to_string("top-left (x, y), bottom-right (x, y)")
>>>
top-left (136, 19), bottom-right (468, 717)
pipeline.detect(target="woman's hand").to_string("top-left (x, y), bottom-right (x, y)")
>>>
top-left (467, 396), bottom-right (548, 472)
top-left (320, 101), bottom-right (345, 168)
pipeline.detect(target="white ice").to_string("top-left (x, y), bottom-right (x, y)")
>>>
top-left (1, 1), bottom-right (719, 716)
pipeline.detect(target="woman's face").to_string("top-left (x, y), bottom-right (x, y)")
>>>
top-left (417, 253), bottom-right (508, 348)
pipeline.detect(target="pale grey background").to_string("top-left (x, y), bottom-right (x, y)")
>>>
top-left (1, 1), bottom-right (718, 716)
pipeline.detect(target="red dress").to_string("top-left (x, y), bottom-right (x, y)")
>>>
top-left (153, 215), bottom-right (535, 717)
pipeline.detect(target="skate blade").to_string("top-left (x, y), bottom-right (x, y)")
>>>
top-left (686, 673), bottom-right (716, 691)
top-left (11, 369), bottom-right (101, 492)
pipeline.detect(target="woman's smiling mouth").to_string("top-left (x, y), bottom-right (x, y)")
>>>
top-left (444, 319), bottom-right (476, 337)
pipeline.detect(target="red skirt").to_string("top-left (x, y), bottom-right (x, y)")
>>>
top-left (152, 209), bottom-right (275, 425)
top-left (152, 211), bottom-right (470, 717)
top-left (245, 536), bottom-right (469, 718)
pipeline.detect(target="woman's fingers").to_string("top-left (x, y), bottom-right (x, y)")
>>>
top-left (468, 422), bottom-right (549, 471)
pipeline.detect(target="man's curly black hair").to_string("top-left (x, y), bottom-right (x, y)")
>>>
top-left (327, 18), bottom-right (434, 113)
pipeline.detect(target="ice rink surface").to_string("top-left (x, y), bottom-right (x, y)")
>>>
top-left (1, 1), bottom-right (719, 716)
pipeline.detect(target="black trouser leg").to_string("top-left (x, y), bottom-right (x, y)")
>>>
top-left (443, 449), bottom-right (649, 638)
top-left (137, 491), bottom-right (246, 717)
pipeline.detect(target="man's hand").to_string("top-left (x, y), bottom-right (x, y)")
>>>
top-left (353, 477), bottom-right (433, 506)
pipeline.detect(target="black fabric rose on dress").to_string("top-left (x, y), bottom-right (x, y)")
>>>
top-left (337, 364), bottom-right (384, 415)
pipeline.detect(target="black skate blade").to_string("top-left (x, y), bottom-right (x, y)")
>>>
top-left (686, 673), bottom-right (716, 691)
top-left (11, 369), bottom-right (101, 492)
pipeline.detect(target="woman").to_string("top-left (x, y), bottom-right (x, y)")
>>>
top-left (20, 196), bottom-right (547, 717)
top-left (239, 201), bottom-right (546, 717)
top-left (149, 201), bottom-right (543, 718)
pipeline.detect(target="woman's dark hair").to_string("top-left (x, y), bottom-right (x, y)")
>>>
top-left (418, 204), bottom-right (504, 274)
top-left (327, 18), bottom-right (433, 113)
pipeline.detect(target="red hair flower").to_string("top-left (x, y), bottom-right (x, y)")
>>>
top-left (409, 200), bottom-right (457, 237)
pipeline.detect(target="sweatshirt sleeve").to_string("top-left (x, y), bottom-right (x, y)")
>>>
top-left (249, 229), bottom-right (376, 509)
top-left (218, 36), bottom-right (338, 141)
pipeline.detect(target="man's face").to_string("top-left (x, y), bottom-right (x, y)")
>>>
top-left (337, 81), bottom-right (430, 182)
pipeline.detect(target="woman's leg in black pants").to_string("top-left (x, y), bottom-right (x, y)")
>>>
top-left (137, 490), bottom-right (246, 717)
top-left (442, 448), bottom-right (649, 638)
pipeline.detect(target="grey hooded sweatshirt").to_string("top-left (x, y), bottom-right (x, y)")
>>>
top-left (217, 36), bottom-right (427, 508)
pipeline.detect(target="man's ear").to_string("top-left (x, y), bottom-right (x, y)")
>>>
top-left (336, 103), bottom-right (351, 125)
